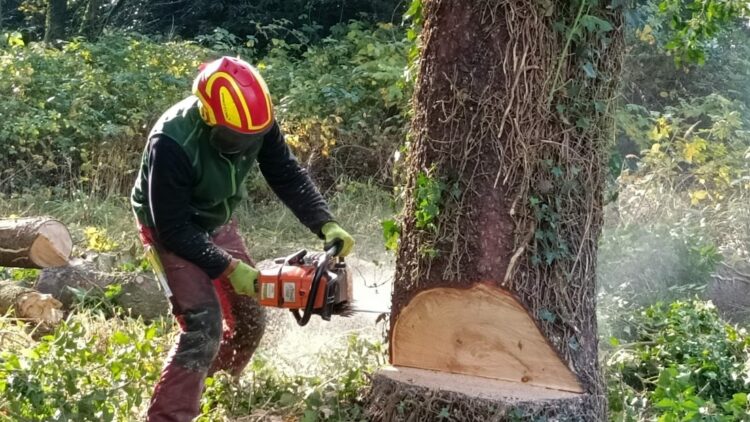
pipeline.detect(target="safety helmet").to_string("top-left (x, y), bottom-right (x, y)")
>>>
top-left (192, 56), bottom-right (274, 135)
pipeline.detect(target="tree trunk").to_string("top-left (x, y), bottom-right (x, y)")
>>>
top-left (366, 1), bottom-right (623, 420)
top-left (0, 217), bottom-right (72, 268)
top-left (0, 280), bottom-right (64, 325)
top-left (78, 0), bottom-right (101, 40)
top-left (35, 262), bottom-right (170, 320)
top-left (43, 0), bottom-right (67, 43)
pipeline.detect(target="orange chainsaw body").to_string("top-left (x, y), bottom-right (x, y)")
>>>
top-left (258, 262), bottom-right (329, 309)
top-left (257, 249), bottom-right (352, 326)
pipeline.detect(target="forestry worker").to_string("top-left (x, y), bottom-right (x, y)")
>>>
top-left (130, 56), bottom-right (354, 422)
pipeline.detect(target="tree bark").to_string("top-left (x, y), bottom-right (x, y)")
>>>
top-left (43, 0), bottom-right (67, 43)
top-left (367, 1), bottom-right (623, 420)
top-left (35, 262), bottom-right (169, 320)
top-left (78, 0), bottom-right (101, 40)
top-left (0, 217), bottom-right (72, 268)
top-left (0, 280), bottom-right (63, 325)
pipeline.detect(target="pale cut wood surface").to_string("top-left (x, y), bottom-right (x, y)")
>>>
top-left (392, 284), bottom-right (583, 393)
top-left (0, 280), bottom-right (63, 325)
top-left (0, 217), bottom-right (72, 268)
top-left (378, 366), bottom-right (581, 401)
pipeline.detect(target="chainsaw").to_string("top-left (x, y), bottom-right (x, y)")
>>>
top-left (257, 244), bottom-right (355, 326)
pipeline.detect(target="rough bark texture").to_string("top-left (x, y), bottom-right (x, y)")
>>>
top-left (368, 0), bottom-right (624, 420)
top-left (43, 0), bottom-right (66, 43)
top-left (79, 0), bottom-right (101, 39)
top-left (706, 261), bottom-right (750, 323)
top-left (36, 262), bottom-right (169, 320)
top-left (366, 369), bottom-right (599, 422)
top-left (0, 280), bottom-right (63, 325)
top-left (0, 217), bottom-right (72, 268)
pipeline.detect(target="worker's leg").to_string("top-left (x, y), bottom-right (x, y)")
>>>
top-left (139, 227), bottom-right (223, 422)
top-left (208, 219), bottom-right (267, 376)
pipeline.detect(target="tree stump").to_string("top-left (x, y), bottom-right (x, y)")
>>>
top-left (0, 217), bottom-right (72, 268)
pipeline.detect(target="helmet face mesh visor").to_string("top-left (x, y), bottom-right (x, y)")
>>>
top-left (209, 125), bottom-right (266, 154)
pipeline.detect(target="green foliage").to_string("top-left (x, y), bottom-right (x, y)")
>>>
top-left (261, 21), bottom-right (410, 182)
top-left (606, 300), bottom-right (750, 421)
top-left (413, 170), bottom-right (444, 232)
top-left (1, 22), bottom-right (409, 194)
top-left (618, 94), bottom-right (750, 205)
top-left (656, 0), bottom-right (749, 66)
top-left (0, 314), bottom-right (168, 421)
top-left (0, 268), bottom-right (40, 285)
top-left (0, 32), bottom-right (208, 194)
top-left (529, 195), bottom-right (570, 267)
top-left (381, 219), bottom-right (400, 252)
top-left (598, 221), bottom-right (722, 340)
top-left (69, 283), bottom-right (124, 317)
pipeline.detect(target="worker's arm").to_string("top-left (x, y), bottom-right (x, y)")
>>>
top-left (257, 122), bottom-right (334, 236)
top-left (147, 135), bottom-right (232, 278)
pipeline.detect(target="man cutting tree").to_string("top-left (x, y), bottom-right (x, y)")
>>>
top-left (130, 56), bottom-right (354, 422)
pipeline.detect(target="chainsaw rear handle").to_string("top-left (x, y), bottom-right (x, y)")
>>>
top-left (291, 242), bottom-right (342, 326)
top-left (324, 238), bottom-right (344, 258)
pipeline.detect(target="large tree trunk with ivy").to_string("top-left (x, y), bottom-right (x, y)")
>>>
top-left (43, 0), bottom-right (66, 43)
top-left (366, 1), bottom-right (623, 420)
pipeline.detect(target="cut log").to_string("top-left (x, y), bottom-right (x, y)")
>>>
top-left (391, 284), bottom-right (583, 393)
top-left (0, 217), bottom-right (72, 268)
top-left (0, 280), bottom-right (64, 325)
top-left (36, 261), bottom-right (169, 320)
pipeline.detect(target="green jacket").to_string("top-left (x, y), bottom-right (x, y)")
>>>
top-left (131, 96), bottom-right (263, 231)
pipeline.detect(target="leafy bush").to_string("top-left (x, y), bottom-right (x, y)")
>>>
top-left (0, 314), bottom-right (170, 421)
top-left (2, 22), bottom-right (409, 195)
top-left (617, 94), bottom-right (750, 206)
top-left (0, 32), bottom-right (209, 195)
top-left (261, 21), bottom-right (410, 184)
top-left (606, 300), bottom-right (750, 421)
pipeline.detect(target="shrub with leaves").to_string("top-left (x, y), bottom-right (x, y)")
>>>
top-left (618, 94), bottom-right (750, 206)
top-left (0, 32), bottom-right (208, 195)
top-left (606, 300), bottom-right (750, 421)
top-left (0, 313), bottom-right (170, 421)
top-left (261, 21), bottom-right (410, 184)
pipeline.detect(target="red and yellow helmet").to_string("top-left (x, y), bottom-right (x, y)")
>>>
top-left (192, 56), bottom-right (274, 135)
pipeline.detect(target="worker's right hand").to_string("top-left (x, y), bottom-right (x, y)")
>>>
top-left (226, 260), bottom-right (259, 297)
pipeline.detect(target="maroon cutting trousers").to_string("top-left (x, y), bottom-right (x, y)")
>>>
top-left (139, 219), bottom-right (266, 422)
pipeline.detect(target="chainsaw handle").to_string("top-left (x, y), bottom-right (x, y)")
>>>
top-left (324, 239), bottom-right (343, 258)
top-left (292, 249), bottom-right (332, 326)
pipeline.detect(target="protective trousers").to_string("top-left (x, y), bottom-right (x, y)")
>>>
top-left (139, 219), bottom-right (266, 422)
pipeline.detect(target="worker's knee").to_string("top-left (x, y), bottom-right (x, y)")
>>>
top-left (172, 306), bottom-right (222, 371)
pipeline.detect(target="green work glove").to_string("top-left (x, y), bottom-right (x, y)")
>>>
top-left (321, 222), bottom-right (354, 257)
top-left (226, 260), bottom-right (259, 297)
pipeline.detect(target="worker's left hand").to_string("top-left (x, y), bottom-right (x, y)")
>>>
top-left (321, 222), bottom-right (354, 257)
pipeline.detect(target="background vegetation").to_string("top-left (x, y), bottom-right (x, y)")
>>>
top-left (1, 0), bottom-right (749, 420)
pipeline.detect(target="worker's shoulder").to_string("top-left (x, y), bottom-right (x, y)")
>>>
top-left (149, 96), bottom-right (206, 148)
